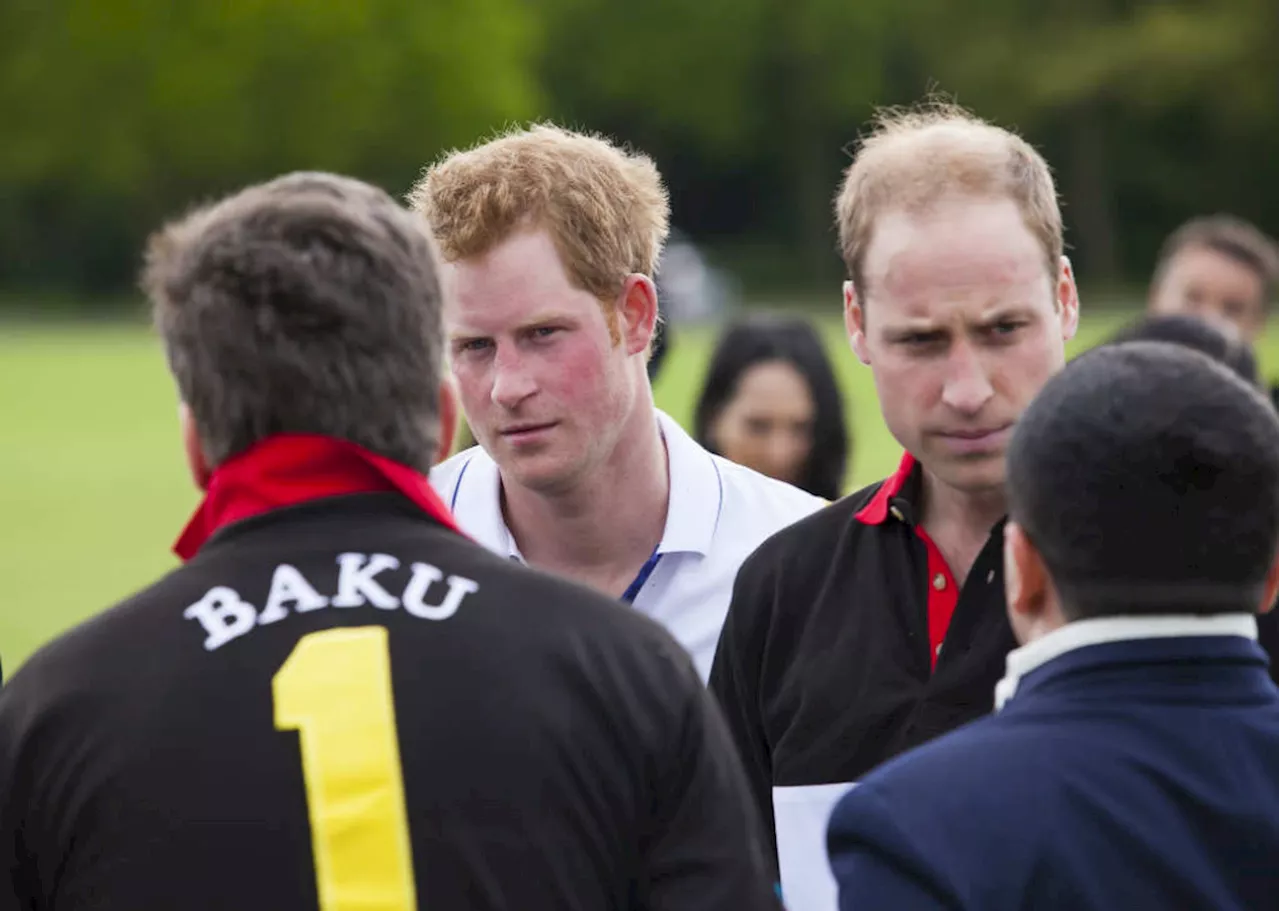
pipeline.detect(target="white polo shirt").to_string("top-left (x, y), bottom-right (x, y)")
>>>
top-left (430, 410), bottom-right (826, 681)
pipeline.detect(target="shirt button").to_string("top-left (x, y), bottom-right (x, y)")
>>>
top-left (933, 573), bottom-right (947, 591)
top-left (986, 569), bottom-right (995, 584)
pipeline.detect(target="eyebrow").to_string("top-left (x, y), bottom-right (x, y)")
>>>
top-left (879, 304), bottom-right (1038, 337)
top-left (448, 310), bottom-right (578, 339)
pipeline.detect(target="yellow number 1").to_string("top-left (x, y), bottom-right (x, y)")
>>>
top-left (273, 626), bottom-right (418, 910)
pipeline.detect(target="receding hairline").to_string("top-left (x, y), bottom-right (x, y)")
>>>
top-left (835, 103), bottom-right (1062, 297)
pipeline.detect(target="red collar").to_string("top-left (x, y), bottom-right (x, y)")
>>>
top-left (854, 451), bottom-right (918, 525)
top-left (174, 434), bottom-right (460, 561)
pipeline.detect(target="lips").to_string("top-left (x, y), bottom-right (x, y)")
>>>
top-left (942, 426), bottom-right (1008, 440)
top-left (934, 424), bottom-right (1013, 454)
top-left (498, 421), bottom-right (558, 443)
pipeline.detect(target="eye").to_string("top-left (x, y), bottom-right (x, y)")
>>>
top-left (529, 326), bottom-right (561, 341)
top-left (744, 417), bottom-right (772, 436)
top-left (901, 331), bottom-right (945, 347)
top-left (455, 338), bottom-right (493, 354)
top-left (990, 320), bottom-right (1025, 336)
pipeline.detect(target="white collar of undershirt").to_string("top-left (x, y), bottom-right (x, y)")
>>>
top-left (994, 613), bottom-right (1258, 710)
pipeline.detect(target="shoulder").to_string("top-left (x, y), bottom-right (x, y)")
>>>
top-left (735, 476), bottom-right (885, 581)
top-left (829, 715), bottom-right (1060, 908)
top-left (0, 565), bottom-right (193, 730)
top-left (438, 528), bottom-right (701, 675)
top-left (429, 446), bottom-right (487, 502)
top-left (710, 454), bottom-right (827, 527)
top-left (834, 712), bottom-right (1053, 836)
top-left (714, 479), bottom-right (886, 663)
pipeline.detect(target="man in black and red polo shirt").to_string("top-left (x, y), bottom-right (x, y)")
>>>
top-left (0, 173), bottom-right (777, 911)
top-left (708, 102), bottom-right (1081, 910)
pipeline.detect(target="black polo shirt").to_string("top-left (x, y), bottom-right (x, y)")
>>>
top-left (708, 452), bottom-right (1016, 883)
top-left (0, 494), bottom-right (778, 911)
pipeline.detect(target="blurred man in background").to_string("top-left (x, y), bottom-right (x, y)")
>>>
top-left (710, 102), bottom-right (1079, 911)
top-left (412, 124), bottom-right (824, 682)
top-left (1147, 215), bottom-right (1277, 398)
top-left (829, 341), bottom-right (1279, 911)
top-left (0, 172), bottom-right (779, 910)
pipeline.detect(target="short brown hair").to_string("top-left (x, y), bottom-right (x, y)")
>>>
top-left (144, 171), bottom-right (447, 472)
top-left (408, 123), bottom-right (670, 305)
top-left (835, 102), bottom-right (1062, 295)
top-left (1153, 214), bottom-right (1278, 303)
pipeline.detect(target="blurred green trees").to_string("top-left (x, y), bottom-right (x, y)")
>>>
top-left (0, 0), bottom-right (1274, 298)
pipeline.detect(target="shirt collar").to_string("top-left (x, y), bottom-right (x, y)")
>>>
top-left (653, 410), bottom-right (722, 556)
top-left (994, 613), bottom-right (1259, 710)
top-left (175, 433), bottom-right (461, 561)
top-left (452, 410), bottom-right (722, 560)
top-left (854, 451), bottom-right (919, 525)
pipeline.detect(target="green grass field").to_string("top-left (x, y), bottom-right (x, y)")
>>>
top-left (3, 310), bottom-right (1276, 674)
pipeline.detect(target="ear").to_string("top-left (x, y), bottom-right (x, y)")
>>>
top-left (618, 274), bottom-right (659, 357)
top-left (435, 378), bottom-right (459, 465)
top-left (179, 403), bottom-right (212, 491)
top-left (1056, 256), bottom-right (1080, 343)
top-left (1257, 557), bottom-right (1279, 615)
top-left (1003, 521), bottom-right (1051, 645)
top-left (844, 280), bottom-right (870, 365)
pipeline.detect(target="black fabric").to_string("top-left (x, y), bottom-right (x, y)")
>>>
top-left (708, 470), bottom-right (1016, 874)
top-left (0, 494), bottom-right (777, 911)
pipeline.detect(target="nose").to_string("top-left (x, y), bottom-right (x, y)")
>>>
top-left (940, 342), bottom-right (994, 416)
top-left (490, 344), bottom-right (537, 410)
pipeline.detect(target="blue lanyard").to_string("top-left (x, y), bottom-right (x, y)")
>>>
top-left (621, 548), bottom-right (663, 604)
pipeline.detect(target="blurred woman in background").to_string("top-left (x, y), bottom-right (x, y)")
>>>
top-left (694, 314), bottom-right (849, 500)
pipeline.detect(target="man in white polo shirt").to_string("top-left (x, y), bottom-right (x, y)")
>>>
top-left (411, 124), bottom-right (824, 680)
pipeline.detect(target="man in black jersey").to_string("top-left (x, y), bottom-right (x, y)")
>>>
top-left (0, 172), bottom-right (777, 911)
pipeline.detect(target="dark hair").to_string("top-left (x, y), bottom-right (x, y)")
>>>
top-left (1007, 341), bottom-right (1279, 620)
top-left (694, 315), bottom-right (849, 500)
top-left (1108, 314), bottom-right (1259, 387)
top-left (1153, 214), bottom-right (1278, 303)
top-left (143, 171), bottom-right (446, 472)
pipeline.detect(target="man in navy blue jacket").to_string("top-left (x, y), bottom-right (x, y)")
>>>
top-left (828, 340), bottom-right (1279, 911)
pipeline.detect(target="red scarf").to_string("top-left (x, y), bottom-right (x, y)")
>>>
top-left (174, 434), bottom-right (461, 561)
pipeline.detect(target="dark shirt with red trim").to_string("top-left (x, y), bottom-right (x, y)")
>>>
top-left (0, 436), bottom-right (777, 911)
top-left (708, 452), bottom-right (1016, 876)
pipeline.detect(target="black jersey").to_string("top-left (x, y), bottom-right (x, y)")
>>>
top-left (0, 494), bottom-right (777, 910)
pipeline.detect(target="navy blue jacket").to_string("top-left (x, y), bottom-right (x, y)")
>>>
top-left (828, 623), bottom-right (1278, 911)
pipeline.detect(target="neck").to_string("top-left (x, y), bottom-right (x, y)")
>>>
top-left (501, 401), bottom-right (669, 591)
top-left (918, 467), bottom-right (1006, 584)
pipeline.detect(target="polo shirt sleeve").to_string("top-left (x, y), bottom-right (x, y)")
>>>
top-left (827, 783), bottom-right (959, 911)
top-left (708, 547), bottom-right (779, 870)
top-left (643, 654), bottom-right (779, 911)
